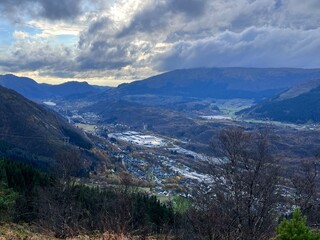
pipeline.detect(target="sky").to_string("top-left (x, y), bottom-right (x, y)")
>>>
top-left (0, 0), bottom-right (319, 86)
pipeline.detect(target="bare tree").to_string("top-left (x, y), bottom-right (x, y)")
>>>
top-left (291, 157), bottom-right (320, 227)
top-left (54, 150), bottom-right (84, 184)
top-left (36, 150), bottom-right (85, 237)
top-left (36, 184), bottom-right (83, 238)
top-left (190, 127), bottom-right (280, 240)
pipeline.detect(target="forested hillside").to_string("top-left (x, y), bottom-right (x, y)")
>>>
top-left (0, 85), bottom-right (93, 170)
top-left (240, 79), bottom-right (320, 123)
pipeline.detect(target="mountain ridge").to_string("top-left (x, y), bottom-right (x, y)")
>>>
top-left (0, 74), bottom-right (111, 100)
top-left (109, 67), bottom-right (320, 101)
top-left (238, 78), bottom-right (320, 123)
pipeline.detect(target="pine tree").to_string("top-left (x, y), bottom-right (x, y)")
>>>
top-left (276, 208), bottom-right (320, 240)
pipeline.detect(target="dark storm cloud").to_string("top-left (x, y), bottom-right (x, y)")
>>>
top-left (36, 0), bottom-right (84, 21)
top-left (77, 33), bottom-right (153, 71)
top-left (85, 17), bottom-right (111, 36)
top-left (78, 16), bottom-right (114, 50)
top-left (75, 0), bottom-right (210, 71)
top-left (116, 4), bottom-right (168, 38)
top-left (77, 39), bottom-right (132, 71)
top-left (77, 16), bottom-right (135, 70)
top-left (168, 0), bottom-right (209, 17)
top-left (117, 0), bottom-right (209, 38)
top-left (0, 0), bottom-right (85, 21)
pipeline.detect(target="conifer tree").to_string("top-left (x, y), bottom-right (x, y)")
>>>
top-left (276, 208), bottom-right (320, 240)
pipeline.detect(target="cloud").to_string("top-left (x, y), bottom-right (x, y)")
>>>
top-left (282, 0), bottom-right (320, 29)
top-left (13, 31), bottom-right (29, 39)
top-left (116, 0), bottom-right (209, 38)
top-left (168, 0), bottom-right (209, 17)
top-left (0, 39), bottom-right (76, 76)
top-left (27, 20), bottom-right (84, 37)
top-left (36, 0), bottom-right (84, 21)
top-left (154, 27), bottom-right (320, 71)
top-left (1, 0), bottom-right (320, 85)
top-left (0, 0), bottom-right (87, 22)
top-left (77, 16), bottom-right (134, 70)
top-left (77, 0), bottom-right (320, 77)
top-left (75, 0), bottom-right (210, 72)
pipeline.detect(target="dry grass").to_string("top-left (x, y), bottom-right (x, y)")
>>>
top-left (0, 224), bottom-right (170, 240)
top-left (0, 223), bottom-right (55, 240)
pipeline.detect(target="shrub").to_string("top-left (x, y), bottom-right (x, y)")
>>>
top-left (276, 208), bottom-right (320, 240)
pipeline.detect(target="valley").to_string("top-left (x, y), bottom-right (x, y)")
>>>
top-left (39, 91), bottom-right (320, 200)
top-left (2, 71), bottom-right (320, 199)
top-left (1, 0), bottom-right (319, 237)
top-left (1, 69), bottom-right (320, 239)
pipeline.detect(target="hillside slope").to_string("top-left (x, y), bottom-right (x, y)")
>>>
top-left (239, 79), bottom-right (320, 123)
top-left (0, 85), bottom-right (93, 167)
top-left (82, 100), bottom-right (195, 130)
top-left (111, 68), bottom-right (320, 100)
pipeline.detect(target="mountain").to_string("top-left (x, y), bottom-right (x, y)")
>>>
top-left (238, 79), bottom-right (320, 123)
top-left (0, 85), bottom-right (93, 169)
top-left (110, 68), bottom-right (320, 101)
top-left (0, 74), bottom-right (111, 100)
top-left (46, 81), bottom-right (109, 100)
top-left (0, 74), bottom-right (43, 99)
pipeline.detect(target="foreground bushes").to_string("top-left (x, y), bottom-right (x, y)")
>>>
top-left (1, 158), bottom-right (320, 239)
top-left (0, 159), bottom-right (174, 238)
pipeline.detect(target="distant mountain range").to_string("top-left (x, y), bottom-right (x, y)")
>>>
top-left (0, 74), bottom-right (111, 100)
top-left (239, 79), bottom-right (320, 123)
top-left (4, 68), bottom-right (320, 102)
top-left (87, 68), bottom-right (320, 125)
top-left (112, 68), bottom-right (320, 100)
top-left (3, 68), bottom-right (320, 125)
top-left (0, 85), bottom-right (93, 169)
